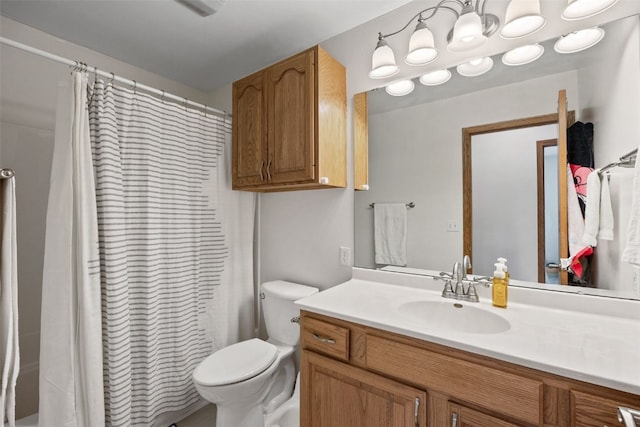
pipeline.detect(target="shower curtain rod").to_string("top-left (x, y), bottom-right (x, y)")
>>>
top-left (0, 36), bottom-right (229, 118)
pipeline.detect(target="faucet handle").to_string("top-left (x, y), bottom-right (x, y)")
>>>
top-left (466, 282), bottom-right (480, 302)
top-left (441, 279), bottom-right (455, 298)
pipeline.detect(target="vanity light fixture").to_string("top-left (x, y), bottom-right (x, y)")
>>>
top-left (405, 15), bottom-right (438, 66)
top-left (369, 0), bottom-right (500, 78)
top-left (457, 57), bottom-right (494, 77)
top-left (500, 0), bottom-right (546, 39)
top-left (419, 69), bottom-right (452, 86)
top-left (385, 79), bottom-right (416, 96)
top-left (502, 43), bottom-right (544, 66)
top-left (561, 0), bottom-right (619, 21)
top-left (369, 37), bottom-right (399, 79)
top-left (554, 27), bottom-right (605, 54)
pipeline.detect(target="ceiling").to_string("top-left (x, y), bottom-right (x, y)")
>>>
top-left (0, 0), bottom-right (413, 92)
top-left (1, 0), bottom-right (639, 96)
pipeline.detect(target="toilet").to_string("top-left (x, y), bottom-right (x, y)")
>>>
top-left (192, 280), bottom-right (318, 427)
top-left (264, 372), bottom-right (301, 427)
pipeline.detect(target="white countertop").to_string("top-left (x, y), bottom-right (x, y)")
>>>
top-left (295, 268), bottom-right (640, 395)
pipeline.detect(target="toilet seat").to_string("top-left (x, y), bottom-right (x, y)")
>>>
top-left (193, 338), bottom-right (278, 386)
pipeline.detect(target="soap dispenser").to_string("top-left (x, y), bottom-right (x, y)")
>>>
top-left (497, 257), bottom-right (510, 282)
top-left (492, 263), bottom-right (508, 308)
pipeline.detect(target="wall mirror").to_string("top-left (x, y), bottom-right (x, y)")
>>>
top-left (354, 14), bottom-right (640, 300)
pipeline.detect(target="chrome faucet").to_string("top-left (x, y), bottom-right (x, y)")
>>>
top-left (438, 256), bottom-right (489, 303)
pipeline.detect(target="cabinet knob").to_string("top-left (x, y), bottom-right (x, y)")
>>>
top-left (320, 177), bottom-right (329, 185)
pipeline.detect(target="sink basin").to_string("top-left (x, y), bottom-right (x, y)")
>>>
top-left (396, 300), bottom-right (511, 334)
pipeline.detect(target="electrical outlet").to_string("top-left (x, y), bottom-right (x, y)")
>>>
top-left (339, 246), bottom-right (352, 266)
top-left (447, 221), bottom-right (460, 232)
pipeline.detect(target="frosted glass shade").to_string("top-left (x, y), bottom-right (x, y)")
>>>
top-left (419, 69), bottom-right (452, 86)
top-left (385, 79), bottom-right (415, 96)
top-left (457, 57), bottom-right (493, 77)
top-left (369, 40), bottom-right (399, 79)
top-left (405, 24), bottom-right (438, 66)
top-left (554, 27), bottom-right (605, 53)
top-left (502, 44), bottom-right (544, 66)
top-left (448, 10), bottom-right (487, 52)
top-left (500, 0), bottom-right (546, 39)
top-left (561, 0), bottom-right (619, 21)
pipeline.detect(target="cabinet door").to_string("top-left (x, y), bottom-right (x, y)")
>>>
top-left (572, 390), bottom-right (639, 427)
top-left (232, 71), bottom-right (267, 188)
top-left (267, 49), bottom-right (315, 184)
top-left (449, 403), bottom-right (521, 427)
top-left (301, 351), bottom-right (426, 427)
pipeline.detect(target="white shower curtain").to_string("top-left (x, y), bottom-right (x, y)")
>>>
top-left (209, 122), bottom-right (256, 350)
top-left (1, 174), bottom-right (19, 427)
top-left (89, 80), bottom-right (253, 427)
top-left (39, 72), bottom-right (105, 427)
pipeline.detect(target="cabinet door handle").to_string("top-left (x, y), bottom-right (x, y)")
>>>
top-left (259, 160), bottom-right (265, 181)
top-left (266, 159), bottom-right (272, 181)
top-left (451, 412), bottom-right (458, 427)
top-left (414, 397), bottom-right (420, 427)
top-left (311, 333), bottom-right (335, 344)
top-left (618, 406), bottom-right (640, 426)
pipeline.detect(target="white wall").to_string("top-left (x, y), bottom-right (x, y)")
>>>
top-left (472, 124), bottom-right (558, 281)
top-left (355, 72), bottom-right (579, 274)
top-left (577, 15), bottom-right (640, 292)
top-left (0, 17), bottom-right (211, 418)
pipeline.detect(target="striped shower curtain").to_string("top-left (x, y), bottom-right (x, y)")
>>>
top-left (89, 81), bottom-right (229, 426)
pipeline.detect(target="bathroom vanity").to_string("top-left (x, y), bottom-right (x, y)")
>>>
top-left (296, 269), bottom-right (640, 427)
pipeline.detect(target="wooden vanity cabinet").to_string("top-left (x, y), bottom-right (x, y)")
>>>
top-left (300, 311), bottom-right (640, 427)
top-left (232, 46), bottom-right (346, 192)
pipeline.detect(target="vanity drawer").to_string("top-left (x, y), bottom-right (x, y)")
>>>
top-left (365, 334), bottom-right (543, 425)
top-left (301, 317), bottom-right (350, 361)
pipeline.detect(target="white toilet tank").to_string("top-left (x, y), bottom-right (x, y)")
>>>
top-left (261, 280), bottom-right (318, 346)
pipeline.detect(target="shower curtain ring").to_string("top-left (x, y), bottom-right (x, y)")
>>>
top-left (161, 90), bottom-right (165, 103)
top-left (183, 97), bottom-right (188, 110)
top-left (132, 80), bottom-right (137, 93)
top-left (109, 72), bottom-right (115, 85)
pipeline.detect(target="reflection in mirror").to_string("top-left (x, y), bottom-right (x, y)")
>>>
top-left (354, 15), bottom-right (640, 300)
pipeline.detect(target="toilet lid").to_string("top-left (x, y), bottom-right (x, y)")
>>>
top-left (193, 338), bottom-right (278, 386)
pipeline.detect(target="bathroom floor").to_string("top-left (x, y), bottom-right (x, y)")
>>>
top-left (176, 404), bottom-right (217, 427)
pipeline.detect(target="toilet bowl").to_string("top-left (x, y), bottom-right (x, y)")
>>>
top-left (192, 280), bottom-right (318, 427)
top-left (264, 372), bottom-right (301, 427)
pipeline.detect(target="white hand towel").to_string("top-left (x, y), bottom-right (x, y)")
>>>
top-left (622, 149), bottom-right (640, 265)
top-left (582, 171), bottom-right (601, 247)
top-left (598, 173), bottom-right (614, 241)
top-left (582, 171), bottom-right (614, 246)
top-left (374, 203), bottom-right (407, 266)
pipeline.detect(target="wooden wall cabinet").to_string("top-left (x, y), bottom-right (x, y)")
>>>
top-left (232, 46), bottom-right (346, 192)
top-left (300, 311), bottom-right (640, 427)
